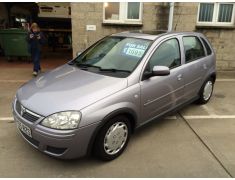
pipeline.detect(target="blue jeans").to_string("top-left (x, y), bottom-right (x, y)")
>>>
top-left (31, 50), bottom-right (41, 72)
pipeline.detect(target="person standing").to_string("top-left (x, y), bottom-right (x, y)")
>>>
top-left (27, 23), bottom-right (46, 76)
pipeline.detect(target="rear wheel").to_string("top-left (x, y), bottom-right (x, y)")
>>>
top-left (197, 78), bottom-right (214, 104)
top-left (93, 115), bottom-right (131, 161)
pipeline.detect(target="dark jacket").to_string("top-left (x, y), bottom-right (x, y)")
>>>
top-left (27, 31), bottom-right (46, 52)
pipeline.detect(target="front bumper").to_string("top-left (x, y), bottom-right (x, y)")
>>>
top-left (12, 102), bottom-right (100, 159)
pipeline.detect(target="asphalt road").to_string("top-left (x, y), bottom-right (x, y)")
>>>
top-left (1, 68), bottom-right (235, 177)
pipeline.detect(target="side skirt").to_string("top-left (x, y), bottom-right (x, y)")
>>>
top-left (136, 95), bottom-right (199, 130)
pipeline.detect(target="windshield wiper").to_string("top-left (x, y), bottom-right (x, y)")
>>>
top-left (75, 63), bottom-right (101, 70)
top-left (99, 68), bottom-right (131, 73)
top-left (75, 63), bottom-right (131, 74)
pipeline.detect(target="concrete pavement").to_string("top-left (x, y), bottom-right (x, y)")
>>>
top-left (0, 67), bottom-right (235, 177)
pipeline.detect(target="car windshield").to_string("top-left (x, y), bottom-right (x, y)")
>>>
top-left (72, 36), bottom-right (152, 78)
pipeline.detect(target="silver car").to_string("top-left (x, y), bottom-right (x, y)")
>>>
top-left (12, 31), bottom-right (216, 161)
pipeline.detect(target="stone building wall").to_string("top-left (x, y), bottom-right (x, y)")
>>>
top-left (198, 29), bottom-right (235, 70)
top-left (71, 2), bottom-right (235, 70)
top-left (173, 2), bottom-right (235, 70)
top-left (71, 2), bottom-right (165, 57)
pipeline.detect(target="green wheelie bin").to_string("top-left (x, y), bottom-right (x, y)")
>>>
top-left (0, 28), bottom-right (31, 59)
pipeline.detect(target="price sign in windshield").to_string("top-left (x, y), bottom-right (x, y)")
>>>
top-left (123, 43), bottom-right (148, 58)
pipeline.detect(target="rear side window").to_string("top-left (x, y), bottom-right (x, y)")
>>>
top-left (201, 37), bottom-right (212, 55)
top-left (183, 36), bottom-right (205, 63)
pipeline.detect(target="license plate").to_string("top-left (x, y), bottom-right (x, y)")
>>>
top-left (16, 120), bottom-right (32, 138)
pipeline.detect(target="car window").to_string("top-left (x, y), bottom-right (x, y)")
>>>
top-left (147, 38), bottom-right (181, 71)
top-left (183, 36), bottom-right (205, 63)
top-left (200, 37), bottom-right (212, 55)
top-left (73, 36), bottom-right (152, 78)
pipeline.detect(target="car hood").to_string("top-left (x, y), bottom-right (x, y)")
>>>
top-left (17, 64), bottom-right (128, 116)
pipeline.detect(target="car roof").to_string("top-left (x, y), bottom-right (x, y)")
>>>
top-left (112, 30), bottom-right (203, 41)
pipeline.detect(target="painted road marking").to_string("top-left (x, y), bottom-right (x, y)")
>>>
top-left (0, 80), bottom-right (29, 83)
top-left (216, 79), bottom-right (235, 82)
top-left (0, 116), bottom-right (177, 121)
top-left (1, 115), bottom-right (235, 121)
top-left (0, 117), bottom-right (14, 121)
top-left (183, 115), bottom-right (235, 119)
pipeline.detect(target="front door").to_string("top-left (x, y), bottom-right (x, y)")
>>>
top-left (140, 38), bottom-right (185, 123)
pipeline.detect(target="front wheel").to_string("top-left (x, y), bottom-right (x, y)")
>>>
top-left (93, 116), bottom-right (131, 161)
top-left (197, 78), bottom-right (214, 104)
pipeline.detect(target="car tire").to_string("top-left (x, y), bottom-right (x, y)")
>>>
top-left (93, 115), bottom-right (131, 161)
top-left (197, 77), bottom-right (214, 104)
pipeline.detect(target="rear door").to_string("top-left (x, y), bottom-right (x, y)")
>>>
top-left (140, 37), bottom-right (185, 123)
top-left (199, 36), bottom-right (215, 79)
top-left (181, 36), bottom-right (207, 100)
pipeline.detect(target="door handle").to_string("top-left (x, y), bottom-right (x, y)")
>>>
top-left (177, 74), bottom-right (182, 81)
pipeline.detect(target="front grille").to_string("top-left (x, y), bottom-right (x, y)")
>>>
top-left (22, 112), bottom-right (40, 122)
top-left (15, 100), bottom-right (41, 123)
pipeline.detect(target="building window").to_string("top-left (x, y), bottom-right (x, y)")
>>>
top-left (127, 2), bottom-right (140, 19)
top-left (103, 2), bottom-right (143, 25)
top-left (218, 4), bottom-right (234, 22)
top-left (198, 3), bottom-right (214, 22)
top-left (197, 2), bottom-right (235, 26)
top-left (104, 2), bottom-right (120, 20)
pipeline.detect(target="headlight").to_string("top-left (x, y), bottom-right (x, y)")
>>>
top-left (41, 111), bottom-right (81, 130)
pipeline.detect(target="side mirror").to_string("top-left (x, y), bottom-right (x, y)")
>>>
top-left (76, 52), bottom-right (81, 56)
top-left (144, 66), bottom-right (170, 79)
top-left (152, 66), bottom-right (170, 76)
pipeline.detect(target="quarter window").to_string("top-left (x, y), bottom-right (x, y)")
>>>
top-left (148, 39), bottom-right (181, 71)
top-left (201, 38), bottom-right (212, 55)
top-left (183, 36), bottom-right (205, 63)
